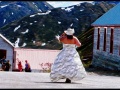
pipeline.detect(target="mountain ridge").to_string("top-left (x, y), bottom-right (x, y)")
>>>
top-left (0, 1), bottom-right (54, 28)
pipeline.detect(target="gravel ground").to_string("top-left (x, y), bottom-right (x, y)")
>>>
top-left (0, 68), bottom-right (120, 89)
top-left (86, 66), bottom-right (120, 76)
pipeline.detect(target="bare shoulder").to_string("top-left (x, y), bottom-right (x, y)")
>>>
top-left (73, 36), bottom-right (78, 40)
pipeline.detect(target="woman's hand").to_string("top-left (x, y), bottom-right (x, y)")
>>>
top-left (55, 35), bottom-right (60, 40)
top-left (60, 33), bottom-right (66, 38)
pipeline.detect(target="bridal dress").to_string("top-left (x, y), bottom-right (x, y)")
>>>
top-left (50, 44), bottom-right (87, 82)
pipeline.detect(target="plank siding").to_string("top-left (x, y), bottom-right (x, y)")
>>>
top-left (0, 37), bottom-right (14, 70)
top-left (14, 48), bottom-right (60, 72)
top-left (92, 27), bottom-right (120, 70)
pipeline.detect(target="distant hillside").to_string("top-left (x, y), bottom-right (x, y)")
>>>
top-left (77, 27), bottom-right (94, 67)
top-left (95, 1), bottom-right (119, 5)
top-left (0, 1), bottom-right (117, 67)
top-left (0, 1), bottom-right (115, 49)
top-left (0, 1), bottom-right (54, 28)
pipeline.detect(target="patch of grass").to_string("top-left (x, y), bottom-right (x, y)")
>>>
top-left (77, 27), bottom-right (94, 67)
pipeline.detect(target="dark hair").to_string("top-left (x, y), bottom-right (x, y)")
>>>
top-left (66, 35), bottom-right (73, 39)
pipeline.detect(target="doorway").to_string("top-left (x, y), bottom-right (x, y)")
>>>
top-left (0, 49), bottom-right (6, 59)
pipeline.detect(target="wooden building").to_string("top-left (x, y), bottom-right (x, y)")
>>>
top-left (14, 48), bottom-right (60, 72)
top-left (0, 33), bottom-right (60, 72)
top-left (0, 34), bottom-right (14, 70)
top-left (91, 3), bottom-right (120, 70)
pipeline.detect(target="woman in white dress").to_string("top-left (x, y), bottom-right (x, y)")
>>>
top-left (50, 28), bottom-right (87, 83)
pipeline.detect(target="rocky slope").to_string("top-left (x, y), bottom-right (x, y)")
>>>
top-left (0, 1), bottom-right (115, 49)
top-left (0, 1), bottom-right (54, 28)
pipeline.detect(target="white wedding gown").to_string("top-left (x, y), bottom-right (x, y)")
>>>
top-left (50, 44), bottom-right (87, 82)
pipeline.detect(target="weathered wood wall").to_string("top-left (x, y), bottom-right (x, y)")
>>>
top-left (92, 27), bottom-right (120, 70)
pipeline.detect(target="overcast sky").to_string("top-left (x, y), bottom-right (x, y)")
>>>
top-left (47, 1), bottom-right (94, 8)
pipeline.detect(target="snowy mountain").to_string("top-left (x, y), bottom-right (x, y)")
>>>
top-left (0, 1), bottom-right (116, 50)
top-left (0, 1), bottom-right (54, 28)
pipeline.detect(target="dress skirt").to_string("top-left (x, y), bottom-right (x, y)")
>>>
top-left (50, 44), bottom-right (87, 82)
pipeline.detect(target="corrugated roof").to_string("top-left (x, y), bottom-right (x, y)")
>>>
top-left (0, 33), bottom-right (14, 47)
top-left (91, 3), bottom-right (120, 26)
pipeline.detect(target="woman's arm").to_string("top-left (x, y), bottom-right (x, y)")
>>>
top-left (74, 36), bottom-right (81, 47)
top-left (55, 35), bottom-right (60, 42)
top-left (59, 33), bottom-right (67, 42)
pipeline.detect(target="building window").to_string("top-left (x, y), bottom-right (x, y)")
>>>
top-left (110, 28), bottom-right (114, 53)
top-left (97, 28), bottom-right (100, 50)
top-left (103, 28), bottom-right (107, 51)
